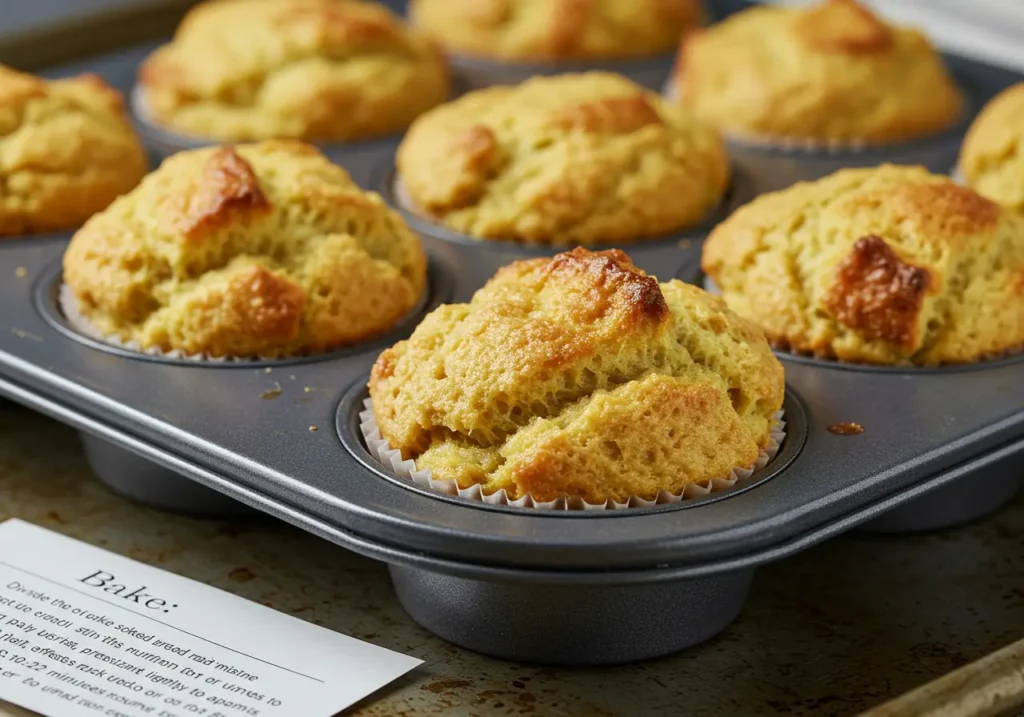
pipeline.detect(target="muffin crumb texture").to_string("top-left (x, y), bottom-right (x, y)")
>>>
top-left (959, 83), bottom-right (1024, 214)
top-left (672, 0), bottom-right (962, 144)
top-left (370, 248), bottom-right (784, 503)
top-left (397, 72), bottom-right (728, 245)
top-left (139, 0), bottom-right (449, 142)
top-left (0, 66), bottom-right (147, 236)
top-left (702, 164), bottom-right (1024, 365)
top-left (409, 0), bottom-right (703, 62)
top-left (62, 141), bottom-right (426, 358)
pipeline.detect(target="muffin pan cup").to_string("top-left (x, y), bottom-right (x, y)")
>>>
top-left (130, 85), bottom-right (404, 190)
top-left (444, 51), bottom-right (677, 93)
top-left (2, 3), bottom-right (1024, 665)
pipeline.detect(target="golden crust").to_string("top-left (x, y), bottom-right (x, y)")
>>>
top-left (959, 83), bottom-right (1024, 214)
top-left (0, 66), bottom-right (147, 237)
top-left (138, 0), bottom-right (450, 142)
top-left (369, 247), bottom-right (784, 503)
top-left (408, 0), bottom-right (703, 62)
top-left (396, 72), bottom-right (729, 245)
top-left (63, 141), bottom-right (427, 358)
top-left (702, 165), bottom-right (1024, 365)
top-left (670, 0), bottom-right (962, 144)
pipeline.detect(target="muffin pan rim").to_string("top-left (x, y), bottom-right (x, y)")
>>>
top-left (674, 256), bottom-right (1024, 375)
top-left (372, 161), bottom-right (756, 255)
top-left (336, 378), bottom-right (806, 518)
top-left (32, 252), bottom-right (457, 369)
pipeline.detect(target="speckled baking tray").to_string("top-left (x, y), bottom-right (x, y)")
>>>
top-left (1, 0), bottom-right (1023, 667)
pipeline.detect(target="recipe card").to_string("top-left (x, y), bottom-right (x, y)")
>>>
top-left (0, 520), bottom-right (421, 717)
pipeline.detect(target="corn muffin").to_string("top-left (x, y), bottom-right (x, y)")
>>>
top-left (63, 141), bottom-right (426, 359)
top-left (408, 0), bottom-right (703, 63)
top-left (137, 0), bottom-right (449, 143)
top-left (959, 83), bottom-right (1024, 215)
top-left (702, 165), bottom-right (1024, 365)
top-left (0, 66), bottom-right (146, 237)
top-left (396, 72), bottom-right (728, 245)
top-left (671, 0), bottom-right (962, 145)
top-left (369, 248), bottom-right (784, 504)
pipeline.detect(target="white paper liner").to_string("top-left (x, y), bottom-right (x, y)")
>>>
top-left (359, 398), bottom-right (786, 510)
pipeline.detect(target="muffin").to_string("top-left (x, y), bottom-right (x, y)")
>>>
top-left (396, 72), bottom-right (729, 245)
top-left (62, 141), bottom-right (427, 359)
top-left (959, 83), bottom-right (1024, 214)
top-left (671, 0), bottom-right (962, 146)
top-left (408, 0), bottom-right (703, 63)
top-left (0, 66), bottom-right (146, 237)
top-left (369, 247), bottom-right (785, 504)
top-left (137, 0), bottom-right (449, 143)
top-left (702, 165), bottom-right (1024, 365)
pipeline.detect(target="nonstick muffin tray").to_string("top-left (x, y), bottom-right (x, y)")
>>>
top-left (2, 0), bottom-right (1024, 666)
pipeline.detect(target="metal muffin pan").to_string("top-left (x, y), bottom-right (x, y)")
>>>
top-left (1, 1), bottom-right (1023, 666)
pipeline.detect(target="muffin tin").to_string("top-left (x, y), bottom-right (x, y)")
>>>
top-left (1, 1), bottom-right (1023, 666)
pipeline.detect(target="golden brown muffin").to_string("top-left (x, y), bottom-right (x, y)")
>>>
top-left (396, 72), bottom-right (728, 245)
top-left (409, 0), bottom-right (703, 63)
top-left (0, 66), bottom-right (146, 237)
top-left (959, 83), bottom-right (1024, 214)
top-left (370, 248), bottom-right (784, 504)
top-left (702, 165), bottom-right (1024, 365)
top-left (138, 0), bottom-right (449, 143)
top-left (63, 141), bottom-right (426, 358)
top-left (671, 0), bottom-right (962, 145)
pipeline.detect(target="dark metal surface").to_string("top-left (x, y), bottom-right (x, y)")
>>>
top-left (445, 52), bottom-right (677, 93)
top-left (389, 564), bottom-right (754, 666)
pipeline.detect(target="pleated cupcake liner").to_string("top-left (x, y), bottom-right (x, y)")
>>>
top-left (359, 398), bottom-right (787, 510)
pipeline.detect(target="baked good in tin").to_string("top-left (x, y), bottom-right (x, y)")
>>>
top-left (959, 83), bottom-right (1024, 214)
top-left (702, 164), bottom-right (1024, 365)
top-left (369, 247), bottom-right (784, 504)
top-left (0, 66), bottom-right (146, 236)
top-left (396, 72), bottom-right (728, 245)
top-left (137, 0), bottom-right (449, 142)
top-left (408, 0), bottom-right (703, 63)
top-left (63, 141), bottom-right (426, 358)
top-left (670, 0), bottom-right (962, 145)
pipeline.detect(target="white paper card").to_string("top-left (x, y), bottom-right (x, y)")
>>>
top-left (0, 520), bottom-right (422, 717)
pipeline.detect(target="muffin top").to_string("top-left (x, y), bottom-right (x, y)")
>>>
top-left (959, 83), bottom-right (1024, 214)
top-left (63, 141), bottom-right (426, 358)
top-left (0, 66), bottom-right (147, 237)
top-left (397, 72), bottom-right (728, 245)
top-left (408, 0), bottom-right (703, 62)
top-left (671, 0), bottom-right (962, 144)
top-left (138, 0), bottom-right (450, 143)
top-left (370, 248), bottom-right (784, 504)
top-left (702, 165), bottom-right (1024, 365)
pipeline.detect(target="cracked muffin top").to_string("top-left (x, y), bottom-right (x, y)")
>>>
top-left (396, 72), bottom-right (728, 245)
top-left (408, 0), bottom-right (703, 63)
top-left (670, 0), bottom-right (962, 145)
top-left (959, 83), bottom-right (1024, 215)
top-left (137, 0), bottom-right (450, 142)
top-left (369, 248), bottom-right (784, 504)
top-left (702, 165), bottom-right (1024, 365)
top-left (63, 141), bottom-right (426, 358)
top-left (0, 66), bottom-right (147, 237)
